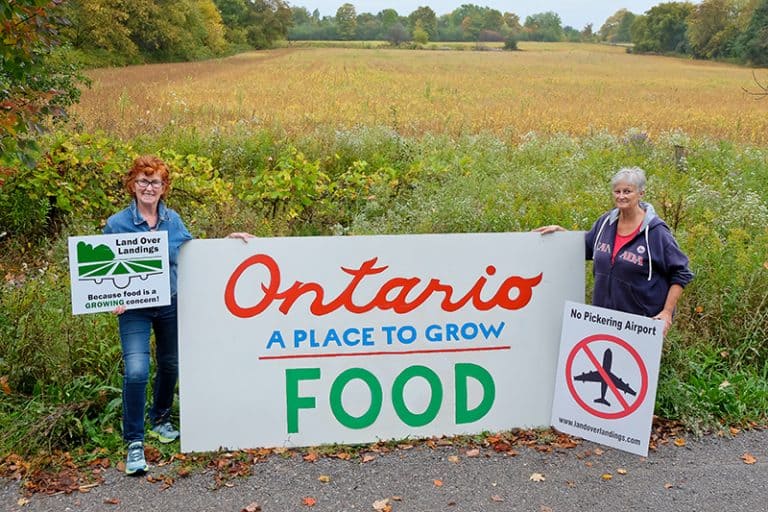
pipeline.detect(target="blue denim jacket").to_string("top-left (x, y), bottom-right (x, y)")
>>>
top-left (103, 200), bottom-right (193, 295)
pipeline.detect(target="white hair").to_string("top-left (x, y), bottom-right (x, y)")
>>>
top-left (611, 167), bottom-right (646, 192)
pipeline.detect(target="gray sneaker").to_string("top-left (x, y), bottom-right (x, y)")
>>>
top-left (125, 441), bottom-right (148, 475)
top-left (149, 422), bottom-right (179, 444)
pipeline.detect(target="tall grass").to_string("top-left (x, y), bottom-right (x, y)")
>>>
top-left (71, 44), bottom-right (768, 144)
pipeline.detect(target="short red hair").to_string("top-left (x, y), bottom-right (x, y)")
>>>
top-left (123, 155), bottom-right (171, 200)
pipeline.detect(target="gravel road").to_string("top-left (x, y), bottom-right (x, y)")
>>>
top-left (2, 429), bottom-right (766, 512)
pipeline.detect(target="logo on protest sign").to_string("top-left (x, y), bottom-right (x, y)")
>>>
top-left (565, 334), bottom-right (648, 420)
top-left (76, 241), bottom-right (163, 289)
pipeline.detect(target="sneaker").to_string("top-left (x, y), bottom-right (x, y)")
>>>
top-left (125, 441), bottom-right (148, 475)
top-left (149, 421), bottom-right (179, 444)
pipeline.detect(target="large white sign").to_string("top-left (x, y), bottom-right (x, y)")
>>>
top-left (551, 301), bottom-right (664, 456)
top-left (178, 232), bottom-right (584, 452)
top-left (68, 232), bottom-right (170, 315)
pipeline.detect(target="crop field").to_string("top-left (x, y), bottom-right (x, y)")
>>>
top-left (74, 43), bottom-right (768, 144)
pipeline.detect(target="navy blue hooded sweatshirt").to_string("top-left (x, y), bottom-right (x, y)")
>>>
top-left (584, 202), bottom-right (693, 317)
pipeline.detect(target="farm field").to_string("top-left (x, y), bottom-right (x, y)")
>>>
top-left (75, 43), bottom-right (768, 144)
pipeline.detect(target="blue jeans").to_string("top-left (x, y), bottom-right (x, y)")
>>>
top-left (118, 297), bottom-right (178, 443)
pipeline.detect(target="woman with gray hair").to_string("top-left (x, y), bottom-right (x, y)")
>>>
top-left (536, 167), bottom-right (693, 336)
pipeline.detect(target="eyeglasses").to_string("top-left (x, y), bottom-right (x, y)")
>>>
top-left (136, 178), bottom-right (165, 189)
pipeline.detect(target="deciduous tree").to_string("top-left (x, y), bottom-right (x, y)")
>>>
top-left (0, 0), bottom-right (87, 167)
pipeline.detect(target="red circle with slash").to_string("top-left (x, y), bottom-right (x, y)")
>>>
top-left (565, 334), bottom-right (648, 419)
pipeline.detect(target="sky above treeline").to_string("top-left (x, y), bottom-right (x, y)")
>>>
top-left (295, 1), bottom-right (692, 30)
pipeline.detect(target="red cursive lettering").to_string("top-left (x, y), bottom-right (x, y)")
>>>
top-left (224, 255), bottom-right (542, 318)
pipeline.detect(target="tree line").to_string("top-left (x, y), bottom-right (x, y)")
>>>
top-left (57, 0), bottom-right (293, 65)
top-left (291, 0), bottom-right (768, 65)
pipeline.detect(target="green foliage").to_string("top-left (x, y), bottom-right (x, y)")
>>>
top-left (0, 133), bottom-right (131, 238)
top-left (738, 0), bottom-right (768, 66)
top-left (0, 0), bottom-right (90, 167)
top-left (631, 2), bottom-right (695, 54)
top-left (1, 127), bottom-right (767, 457)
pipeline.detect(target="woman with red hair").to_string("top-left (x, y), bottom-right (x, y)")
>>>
top-left (104, 155), bottom-right (250, 475)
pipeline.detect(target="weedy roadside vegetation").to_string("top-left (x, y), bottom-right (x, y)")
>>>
top-left (1, 125), bottom-right (766, 473)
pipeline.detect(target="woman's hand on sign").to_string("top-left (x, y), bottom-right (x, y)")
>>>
top-left (112, 305), bottom-right (127, 315)
top-left (227, 232), bottom-right (255, 243)
top-left (533, 225), bottom-right (566, 235)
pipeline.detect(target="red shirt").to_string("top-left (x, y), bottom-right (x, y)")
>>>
top-left (612, 223), bottom-right (641, 263)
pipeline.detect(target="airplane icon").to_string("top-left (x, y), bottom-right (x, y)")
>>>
top-left (574, 348), bottom-right (636, 407)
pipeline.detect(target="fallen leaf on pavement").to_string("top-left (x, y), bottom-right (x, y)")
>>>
top-left (673, 438), bottom-right (686, 447)
top-left (318, 475), bottom-right (331, 483)
top-left (664, 483), bottom-right (674, 489)
top-left (302, 496), bottom-right (317, 507)
top-left (742, 453), bottom-right (757, 464)
top-left (241, 502), bottom-right (262, 512)
top-left (373, 498), bottom-right (391, 511)
top-left (593, 448), bottom-right (604, 456)
top-left (529, 473), bottom-right (545, 482)
top-left (541, 506), bottom-right (554, 512)
top-left (104, 498), bottom-right (119, 505)
top-left (617, 468), bottom-right (628, 475)
top-left (601, 473), bottom-right (613, 480)
top-left (362, 454), bottom-right (376, 463)
top-left (448, 455), bottom-right (460, 464)
top-left (466, 449), bottom-right (480, 457)
top-left (434, 479), bottom-right (444, 487)
top-left (490, 495), bottom-right (504, 502)
top-left (303, 452), bottom-right (318, 462)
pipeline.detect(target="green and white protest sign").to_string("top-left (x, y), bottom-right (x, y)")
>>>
top-left (68, 232), bottom-right (170, 315)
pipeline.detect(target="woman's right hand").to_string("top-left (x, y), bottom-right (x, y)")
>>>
top-left (112, 305), bottom-right (127, 315)
top-left (533, 225), bottom-right (566, 234)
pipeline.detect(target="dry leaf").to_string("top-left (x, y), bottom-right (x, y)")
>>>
top-left (17, 498), bottom-right (29, 506)
top-left (541, 506), bottom-right (554, 512)
top-left (373, 498), bottom-right (391, 511)
top-left (593, 448), bottom-right (604, 456)
top-left (448, 455), bottom-right (460, 464)
top-left (392, 496), bottom-right (402, 501)
top-left (673, 438), bottom-right (686, 447)
top-left (242, 503), bottom-right (262, 512)
top-left (730, 426), bottom-right (741, 435)
top-left (695, 305), bottom-right (704, 314)
top-left (529, 473), bottom-right (546, 482)
top-left (336, 452), bottom-right (351, 460)
top-left (664, 483), bottom-right (674, 489)
top-left (466, 449), bottom-right (480, 457)
top-left (718, 380), bottom-right (731, 390)
top-left (490, 495), bottom-right (504, 502)
top-left (566, 481), bottom-right (576, 488)
top-left (433, 479), bottom-right (444, 487)
top-left (362, 454), bottom-right (376, 463)
top-left (104, 498), bottom-right (120, 505)
top-left (763, 261), bottom-right (768, 270)
top-left (601, 473), bottom-right (613, 480)
top-left (302, 497), bottom-right (317, 507)
top-left (617, 468), bottom-right (627, 475)
top-left (318, 475), bottom-right (331, 483)
top-left (0, 376), bottom-right (10, 395)
top-left (303, 452), bottom-right (318, 462)
top-left (742, 453), bottom-right (757, 465)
